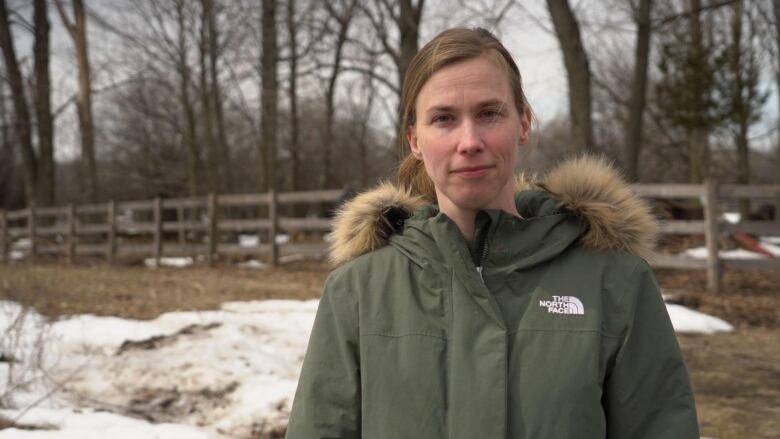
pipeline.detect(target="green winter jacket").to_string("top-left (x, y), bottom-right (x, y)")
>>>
top-left (285, 157), bottom-right (699, 439)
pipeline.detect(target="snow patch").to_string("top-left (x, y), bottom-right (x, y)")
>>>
top-left (722, 212), bottom-right (741, 224)
top-left (684, 246), bottom-right (768, 260)
top-left (238, 234), bottom-right (259, 248)
top-left (0, 297), bottom-right (733, 437)
top-left (143, 257), bottom-right (194, 268)
top-left (0, 407), bottom-right (210, 439)
top-left (237, 259), bottom-right (268, 269)
top-left (666, 304), bottom-right (734, 334)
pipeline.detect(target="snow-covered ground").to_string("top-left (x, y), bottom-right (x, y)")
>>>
top-left (0, 294), bottom-right (733, 438)
top-left (0, 300), bottom-right (317, 438)
top-left (683, 236), bottom-right (780, 259)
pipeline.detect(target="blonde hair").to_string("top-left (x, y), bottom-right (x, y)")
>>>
top-left (397, 27), bottom-right (531, 202)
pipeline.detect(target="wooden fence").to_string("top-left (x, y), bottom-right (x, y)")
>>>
top-left (636, 181), bottom-right (780, 293)
top-left (1, 183), bottom-right (779, 292)
top-left (0, 189), bottom-right (342, 268)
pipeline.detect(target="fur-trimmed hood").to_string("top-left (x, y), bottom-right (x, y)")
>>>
top-left (328, 156), bottom-right (658, 267)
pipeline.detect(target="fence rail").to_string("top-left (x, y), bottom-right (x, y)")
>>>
top-left (637, 181), bottom-right (780, 292)
top-left (0, 185), bottom-right (779, 292)
top-left (0, 189), bottom-right (342, 268)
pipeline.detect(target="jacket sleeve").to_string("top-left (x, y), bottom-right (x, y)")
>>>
top-left (603, 261), bottom-right (700, 439)
top-left (285, 271), bottom-right (361, 439)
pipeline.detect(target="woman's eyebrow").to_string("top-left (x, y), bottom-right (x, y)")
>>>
top-left (424, 98), bottom-right (506, 115)
top-left (423, 104), bottom-right (455, 115)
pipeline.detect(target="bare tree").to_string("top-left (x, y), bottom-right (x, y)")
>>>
top-left (199, 0), bottom-right (219, 194)
top-left (33, 0), bottom-right (54, 207)
top-left (773, 0), bottom-right (780, 184)
top-left (547, 0), bottom-right (595, 153)
top-left (358, 0), bottom-right (425, 149)
top-left (175, 0), bottom-right (202, 197)
top-left (721, 0), bottom-right (767, 215)
top-left (321, 0), bottom-right (358, 189)
top-left (0, 0), bottom-right (38, 206)
top-left (207, 0), bottom-right (232, 192)
top-left (286, 0), bottom-right (300, 191)
top-left (54, 0), bottom-right (97, 203)
top-left (0, 74), bottom-right (22, 209)
top-left (623, 0), bottom-right (652, 181)
top-left (259, 0), bottom-right (278, 192)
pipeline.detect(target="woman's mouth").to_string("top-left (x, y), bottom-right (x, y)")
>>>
top-left (452, 165), bottom-right (494, 179)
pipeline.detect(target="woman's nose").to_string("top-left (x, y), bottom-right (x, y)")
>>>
top-left (456, 120), bottom-right (483, 155)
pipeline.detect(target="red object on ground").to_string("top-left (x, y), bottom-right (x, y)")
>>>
top-left (732, 233), bottom-right (775, 258)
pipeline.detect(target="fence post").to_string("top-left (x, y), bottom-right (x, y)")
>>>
top-left (153, 197), bottom-right (163, 267)
top-left (207, 193), bottom-right (218, 266)
top-left (67, 204), bottom-right (76, 263)
top-left (269, 189), bottom-right (278, 266)
top-left (28, 202), bottom-right (37, 262)
top-left (775, 197), bottom-right (780, 225)
top-left (704, 179), bottom-right (721, 293)
top-left (0, 209), bottom-right (7, 263)
top-left (107, 200), bottom-right (116, 265)
top-left (177, 205), bottom-right (186, 245)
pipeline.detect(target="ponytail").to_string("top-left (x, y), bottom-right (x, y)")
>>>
top-left (396, 154), bottom-right (437, 203)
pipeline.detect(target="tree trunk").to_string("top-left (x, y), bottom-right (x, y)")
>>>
top-left (56, 0), bottom-right (98, 202)
top-left (73, 0), bottom-right (97, 202)
top-left (260, 0), bottom-right (278, 192)
top-left (623, 0), bottom-right (652, 182)
top-left (687, 126), bottom-right (708, 183)
top-left (200, 0), bottom-right (218, 194)
top-left (0, 76), bottom-right (19, 208)
top-left (287, 0), bottom-right (300, 191)
top-left (731, 0), bottom-right (749, 217)
top-left (687, 0), bottom-right (708, 182)
top-left (322, 5), bottom-right (353, 189)
top-left (736, 120), bottom-right (750, 216)
top-left (774, 0), bottom-right (780, 185)
top-left (0, 0), bottom-right (37, 205)
top-left (397, 0), bottom-right (424, 91)
top-left (176, 0), bottom-right (201, 197)
top-left (207, 0), bottom-right (232, 192)
top-left (547, 0), bottom-right (595, 153)
top-left (358, 70), bottom-right (377, 188)
top-left (33, 0), bottom-right (54, 206)
top-left (395, 0), bottom-right (423, 151)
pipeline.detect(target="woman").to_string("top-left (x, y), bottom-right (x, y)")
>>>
top-left (285, 28), bottom-right (699, 438)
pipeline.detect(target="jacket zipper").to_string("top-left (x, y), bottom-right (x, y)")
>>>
top-left (473, 211), bottom-right (491, 281)
top-left (476, 240), bottom-right (489, 281)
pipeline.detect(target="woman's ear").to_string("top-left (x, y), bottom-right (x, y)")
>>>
top-left (407, 128), bottom-right (423, 160)
top-left (518, 108), bottom-right (532, 145)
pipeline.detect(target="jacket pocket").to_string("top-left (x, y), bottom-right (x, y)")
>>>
top-left (360, 333), bottom-right (448, 439)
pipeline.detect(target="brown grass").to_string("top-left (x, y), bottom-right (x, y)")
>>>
top-left (0, 261), bottom-right (778, 438)
top-left (0, 261), bottom-right (328, 320)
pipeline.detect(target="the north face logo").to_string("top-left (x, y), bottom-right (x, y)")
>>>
top-left (539, 295), bottom-right (584, 315)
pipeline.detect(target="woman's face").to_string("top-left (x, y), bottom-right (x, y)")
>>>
top-left (407, 55), bottom-right (530, 217)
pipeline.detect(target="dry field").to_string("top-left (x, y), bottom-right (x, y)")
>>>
top-left (0, 262), bottom-right (778, 438)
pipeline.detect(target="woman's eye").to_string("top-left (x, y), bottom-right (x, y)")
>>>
top-left (481, 109), bottom-right (503, 121)
top-left (432, 114), bottom-right (453, 124)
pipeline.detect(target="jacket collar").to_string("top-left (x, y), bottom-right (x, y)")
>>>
top-left (328, 156), bottom-right (658, 267)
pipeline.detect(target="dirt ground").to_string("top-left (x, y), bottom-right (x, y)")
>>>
top-left (0, 261), bottom-right (778, 438)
